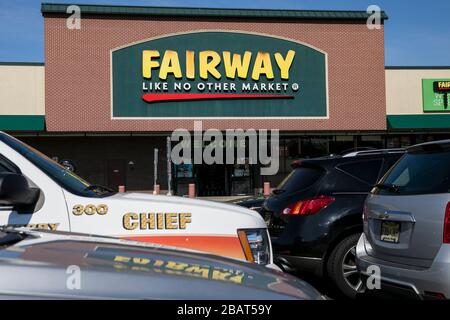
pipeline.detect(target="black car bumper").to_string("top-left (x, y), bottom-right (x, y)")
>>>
top-left (275, 254), bottom-right (324, 277)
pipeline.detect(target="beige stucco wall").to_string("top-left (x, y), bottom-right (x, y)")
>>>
top-left (386, 68), bottom-right (450, 115)
top-left (1, 65), bottom-right (449, 118)
top-left (0, 64), bottom-right (45, 115)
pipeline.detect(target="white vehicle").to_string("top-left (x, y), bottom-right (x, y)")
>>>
top-left (0, 132), bottom-right (273, 266)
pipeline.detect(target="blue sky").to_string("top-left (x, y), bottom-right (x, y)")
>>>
top-left (0, 0), bottom-right (449, 66)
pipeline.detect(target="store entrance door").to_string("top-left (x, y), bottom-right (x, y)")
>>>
top-left (197, 164), bottom-right (229, 196)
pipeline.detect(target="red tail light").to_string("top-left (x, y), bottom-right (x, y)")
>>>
top-left (282, 196), bottom-right (335, 216)
top-left (443, 202), bottom-right (450, 243)
top-left (291, 160), bottom-right (302, 168)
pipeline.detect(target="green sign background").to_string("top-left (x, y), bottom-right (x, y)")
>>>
top-left (112, 32), bottom-right (328, 118)
top-left (422, 79), bottom-right (450, 112)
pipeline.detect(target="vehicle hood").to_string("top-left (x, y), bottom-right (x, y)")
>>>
top-left (112, 193), bottom-right (264, 222)
top-left (0, 229), bottom-right (323, 300)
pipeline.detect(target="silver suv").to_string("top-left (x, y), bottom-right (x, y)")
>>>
top-left (356, 140), bottom-right (450, 300)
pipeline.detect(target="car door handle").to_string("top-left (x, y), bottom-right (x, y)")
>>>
top-left (368, 210), bottom-right (416, 223)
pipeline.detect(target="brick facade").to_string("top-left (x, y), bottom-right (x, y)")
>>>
top-left (44, 14), bottom-right (387, 132)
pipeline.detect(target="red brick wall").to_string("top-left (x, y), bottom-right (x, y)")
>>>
top-left (44, 15), bottom-right (386, 132)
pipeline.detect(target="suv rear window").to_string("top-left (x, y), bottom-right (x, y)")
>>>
top-left (337, 159), bottom-right (383, 186)
top-left (276, 166), bottom-right (324, 193)
top-left (378, 151), bottom-right (450, 195)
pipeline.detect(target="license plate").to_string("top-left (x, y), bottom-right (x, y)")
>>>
top-left (381, 221), bottom-right (401, 243)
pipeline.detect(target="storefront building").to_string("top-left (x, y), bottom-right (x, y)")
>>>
top-left (0, 4), bottom-right (449, 196)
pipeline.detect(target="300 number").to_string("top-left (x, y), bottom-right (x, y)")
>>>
top-left (72, 204), bottom-right (108, 216)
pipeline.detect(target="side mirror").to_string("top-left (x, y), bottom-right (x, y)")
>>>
top-left (0, 173), bottom-right (40, 207)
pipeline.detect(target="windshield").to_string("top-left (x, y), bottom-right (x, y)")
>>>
top-left (376, 150), bottom-right (450, 196)
top-left (0, 134), bottom-right (115, 198)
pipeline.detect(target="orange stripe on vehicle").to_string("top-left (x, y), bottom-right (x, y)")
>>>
top-left (122, 235), bottom-right (246, 261)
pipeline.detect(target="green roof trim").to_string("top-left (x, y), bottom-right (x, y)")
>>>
top-left (387, 115), bottom-right (450, 130)
top-left (41, 3), bottom-right (388, 21)
top-left (0, 62), bottom-right (44, 66)
top-left (0, 116), bottom-right (45, 131)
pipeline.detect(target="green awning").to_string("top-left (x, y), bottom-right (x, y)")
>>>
top-left (387, 115), bottom-right (450, 129)
top-left (0, 115), bottom-right (45, 131)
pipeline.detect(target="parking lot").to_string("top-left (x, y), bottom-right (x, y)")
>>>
top-left (0, 0), bottom-right (450, 303)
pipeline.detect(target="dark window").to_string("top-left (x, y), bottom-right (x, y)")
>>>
top-left (276, 166), bottom-right (324, 193)
top-left (0, 162), bottom-right (11, 173)
top-left (0, 134), bottom-right (114, 198)
top-left (0, 154), bottom-right (20, 174)
top-left (379, 151), bottom-right (450, 195)
top-left (379, 155), bottom-right (402, 180)
top-left (337, 159), bottom-right (383, 186)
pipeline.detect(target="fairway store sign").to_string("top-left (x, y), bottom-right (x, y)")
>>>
top-left (423, 79), bottom-right (450, 112)
top-left (111, 31), bottom-right (328, 118)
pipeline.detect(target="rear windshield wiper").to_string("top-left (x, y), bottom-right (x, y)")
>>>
top-left (272, 189), bottom-right (285, 195)
top-left (374, 183), bottom-right (400, 193)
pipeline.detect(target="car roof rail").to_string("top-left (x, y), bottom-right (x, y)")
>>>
top-left (342, 148), bottom-right (406, 158)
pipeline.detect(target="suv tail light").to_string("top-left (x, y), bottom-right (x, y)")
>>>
top-left (282, 196), bottom-right (335, 216)
top-left (443, 202), bottom-right (450, 243)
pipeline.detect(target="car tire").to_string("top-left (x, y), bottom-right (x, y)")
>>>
top-left (326, 233), bottom-right (363, 299)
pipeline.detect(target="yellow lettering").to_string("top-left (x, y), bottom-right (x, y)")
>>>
top-left (123, 213), bottom-right (138, 230)
top-left (159, 50), bottom-right (182, 80)
top-left (223, 51), bottom-right (252, 79)
top-left (48, 224), bottom-right (59, 231)
top-left (186, 50), bottom-right (195, 80)
top-left (165, 213), bottom-right (178, 230)
top-left (84, 204), bottom-right (96, 216)
top-left (114, 255), bottom-right (131, 263)
top-left (140, 213), bottom-right (155, 230)
top-left (166, 261), bottom-right (189, 271)
top-left (142, 50), bottom-right (160, 79)
top-left (184, 265), bottom-right (210, 278)
top-left (274, 50), bottom-right (296, 80)
top-left (96, 204), bottom-right (108, 215)
top-left (439, 82), bottom-right (450, 89)
top-left (228, 274), bottom-right (244, 284)
top-left (252, 52), bottom-right (274, 81)
top-left (157, 213), bottom-right (164, 229)
top-left (72, 205), bottom-right (84, 216)
top-left (153, 260), bottom-right (164, 267)
top-left (212, 270), bottom-right (231, 281)
top-left (179, 213), bottom-right (192, 229)
top-left (199, 51), bottom-right (221, 80)
top-left (132, 258), bottom-right (151, 265)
